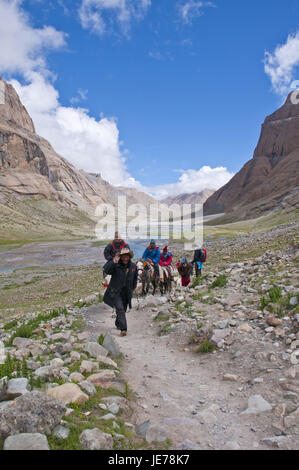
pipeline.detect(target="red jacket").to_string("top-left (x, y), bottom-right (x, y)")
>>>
top-left (159, 252), bottom-right (173, 267)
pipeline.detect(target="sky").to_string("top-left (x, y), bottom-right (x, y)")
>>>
top-left (1, 0), bottom-right (299, 199)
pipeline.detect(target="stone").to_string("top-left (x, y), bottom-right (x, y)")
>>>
top-left (102, 334), bottom-right (120, 357)
top-left (100, 413), bottom-right (115, 421)
top-left (223, 374), bottom-right (238, 382)
top-left (69, 372), bottom-right (85, 383)
top-left (79, 428), bottom-right (113, 450)
top-left (50, 358), bottom-right (64, 368)
top-left (290, 350), bottom-right (299, 365)
top-left (34, 365), bottom-right (59, 380)
top-left (0, 391), bottom-right (65, 440)
top-left (107, 403), bottom-right (120, 415)
top-left (101, 396), bottom-right (129, 413)
top-left (52, 425), bottom-right (70, 441)
top-left (241, 395), bottom-right (272, 415)
top-left (46, 383), bottom-right (89, 406)
top-left (98, 356), bottom-right (118, 368)
top-left (179, 439), bottom-right (201, 450)
top-left (238, 323), bottom-right (253, 333)
top-left (87, 370), bottom-right (116, 387)
top-left (0, 378), bottom-right (30, 401)
top-left (289, 297), bottom-right (298, 306)
top-left (210, 329), bottom-right (232, 346)
top-left (84, 342), bottom-right (108, 359)
top-left (12, 337), bottom-right (33, 349)
top-left (261, 436), bottom-right (287, 449)
top-left (284, 407), bottom-right (299, 428)
top-left (225, 441), bottom-right (241, 450)
top-left (70, 351), bottom-right (81, 361)
top-left (3, 433), bottom-right (50, 450)
top-left (79, 381), bottom-right (97, 397)
top-left (146, 424), bottom-right (168, 444)
top-left (79, 360), bottom-right (99, 374)
top-left (266, 316), bottom-right (282, 327)
top-left (135, 420), bottom-right (151, 439)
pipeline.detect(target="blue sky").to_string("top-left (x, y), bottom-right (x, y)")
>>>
top-left (1, 0), bottom-right (299, 198)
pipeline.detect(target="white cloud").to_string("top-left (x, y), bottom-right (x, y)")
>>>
top-left (0, 0), bottom-right (232, 200)
top-left (147, 166), bottom-right (234, 200)
top-left (70, 88), bottom-right (88, 104)
top-left (11, 73), bottom-right (136, 186)
top-left (264, 30), bottom-right (299, 95)
top-left (0, 0), bottom-right (136, 187)
top-left (79, 0), bottom-right (151, 36)
top-left (178, 1), bottom-right (215, 25)
top-left (0, 0), bottom-right (66, 77)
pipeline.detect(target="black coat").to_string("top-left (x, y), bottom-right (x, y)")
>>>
top-left (103, 260), bottom-right (138, 310)
top-left (104, 241), bottom-right (130, 261)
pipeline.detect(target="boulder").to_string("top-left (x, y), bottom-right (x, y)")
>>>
top-left (79, 360), bottom-right (99, 375)
top-left (84, 342), bottom-right (108, 359)
top-left (69, 372), bottom-right (85, 383)
top-left (0, 378), bottom-right (30, 401)
top-left (12, 338), bottom-right (34, 349)
top-left (79, 428), bottom-right (113, 450)
top-left (0, 391), bottom-right (65, 440)
top-left (79, 381), bottom-right (97, 397)
top-left (241, 395), bottom-right (272, 415)
top-left (3, 433), bottom-right (50, 450)
top-left (46, 383), bottom-right (89, 406)
top-left (102, 334), bottom-right (120, 357)
top-left (87, 370), bottom-right (116, 387)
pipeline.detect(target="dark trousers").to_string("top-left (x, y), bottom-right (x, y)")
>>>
top-left (115, 292), bottom-right (128, 332)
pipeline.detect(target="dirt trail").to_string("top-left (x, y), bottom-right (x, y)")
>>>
top-left (84, 297), bottom-right (287, 450)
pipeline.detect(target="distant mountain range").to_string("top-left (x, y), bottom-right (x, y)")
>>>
top-left (1, 77), bottom-right (298, 241)
top-left (204, 92), bottom-right (299, 219)
top-left (161, 189), bottom-right (215, 206)
top-left (0, 78), bottom-right (157, 216)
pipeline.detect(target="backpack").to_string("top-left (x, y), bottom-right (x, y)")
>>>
top-left (198, 249), bottom-right (207, 263)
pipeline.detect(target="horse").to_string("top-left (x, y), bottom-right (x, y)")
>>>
top-left (137, 259), bottom-right (160, 296)
top-left (136, 260), bottom-right (150, 296)
top-left (159, 266), bottom-right (173, 295)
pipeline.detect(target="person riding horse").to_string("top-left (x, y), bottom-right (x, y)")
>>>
top-left (142, 240), bottom-right (162, 281)
top-left (159, 246), bottom-right (174, 280)
top-left (104, 232), bottom-right (130, 262)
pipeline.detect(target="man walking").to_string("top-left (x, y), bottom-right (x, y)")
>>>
top-left (103, 247), bottom-right (138, 337)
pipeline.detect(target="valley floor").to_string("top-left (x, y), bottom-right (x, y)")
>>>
top-left (0, 220), bottom-right (298, 450)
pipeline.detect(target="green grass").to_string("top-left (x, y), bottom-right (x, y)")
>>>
top-left (196, 341), bottom-right (216, 353)
top-left (211, 274), bottom-right (228, 289)
top-left (4, 307), bottom-right (68, 346)
top-left (98, 334), bottom-right (104, 346)
top-left (92, 240), bottom-right (109, 247)
top-left (3, 319), bottom-right (18, 330)
top-left (153, 314), bottom-right (170, 322)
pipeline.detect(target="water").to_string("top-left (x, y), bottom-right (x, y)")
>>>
top-left (0, 239), bottom-right (149, 273)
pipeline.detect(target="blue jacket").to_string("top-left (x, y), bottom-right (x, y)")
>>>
top-left (143, 246), bottom-right (161, 264)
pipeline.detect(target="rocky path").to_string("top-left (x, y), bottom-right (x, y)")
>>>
top-left (85, 292), bottom-right (298, 450)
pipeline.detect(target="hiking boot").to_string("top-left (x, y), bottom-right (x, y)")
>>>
top-left (120, 331), bottom-right (127, 337)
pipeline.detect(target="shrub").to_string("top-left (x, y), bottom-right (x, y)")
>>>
top-left (211, 275), bottom-right (227, 289)
top-left (196, 341), bottom-right (216, 353)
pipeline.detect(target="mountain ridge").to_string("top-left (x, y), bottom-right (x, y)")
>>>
top-left (204, 92), bottom-right (299, 218)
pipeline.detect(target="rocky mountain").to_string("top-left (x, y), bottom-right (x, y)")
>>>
top-left (0, 78), bottom-right (157, 221)
top-left (204, 93), bottom-right (299, 218)
top-left (162, 189), bottom-right (215, 206)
